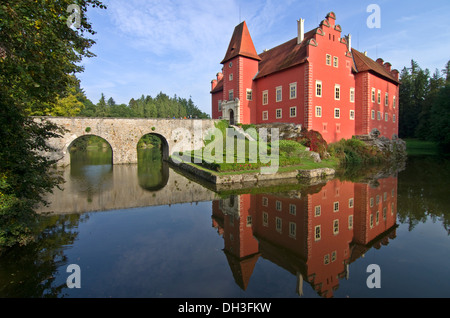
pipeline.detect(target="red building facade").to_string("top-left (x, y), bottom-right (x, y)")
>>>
top-left (211, 12), bottom-right (400, 144)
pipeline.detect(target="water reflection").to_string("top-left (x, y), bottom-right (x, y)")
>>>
top-left (212, 177), bottom-right (398, 298)
top-left (1, 149), bottom-right (450, 298)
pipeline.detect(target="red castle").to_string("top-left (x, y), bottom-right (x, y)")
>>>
top-left (211, 12), bottom-right (400, 144)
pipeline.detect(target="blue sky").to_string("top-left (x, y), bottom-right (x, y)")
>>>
top-left (77, 0), bottom-right (450, 115)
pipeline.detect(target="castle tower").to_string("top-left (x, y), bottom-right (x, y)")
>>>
top-left (219, 21), bottom-right (260, 125)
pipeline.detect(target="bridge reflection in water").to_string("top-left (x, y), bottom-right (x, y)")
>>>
top-left (37, 145), bottom-right (398, 298)
top-left (212, 177), bottom-right (398, 298)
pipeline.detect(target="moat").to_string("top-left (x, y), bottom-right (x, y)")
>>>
top-left (0, 147), bottom-right (449, 298)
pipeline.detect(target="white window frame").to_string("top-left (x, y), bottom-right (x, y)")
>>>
top-left (372, 88), bottom-right (376, 103)
top-left (315, 106), bottom-right (322, 118)
top-left (276, 86), bottom-right (282, 102)
top-left (377, 90), bottom-right (381, 104)
top-left (228, 89), bottom-right (234, 101)
top-left (289, 222), bottom-right (296, 238)
top-left (333, 219), bottom-right (339, 235)
top-left (315, 205), bottom-right (321, 217)
top-left (229, 73), bottom-right (233, 81)
top-left (262, 90), bottom-right (268, 105)
top-left (334, 108), bottom-right (340, 119)
top-left (246, 89), bottom-right (252, 101)
top-left (276, 108), bottom-right (282, 119)
top-left (316, 80), bottom-right (322, 97)
top-left (290, 106), bottom-right (297, 118)
top-left (289, 204), bottom-right (296, 215)
top-left (393, 96), bottom-right (397, 108)
top-left (350, 110), bottom-right (355, 120)
top-left (348, 215), bottom-right (354, 229)
top-left (326, 54), bottom-right (332, 66)
top-left (385, 112), bottom-right (389, 122)
top-left (385, 92), bottom-right (389, 106)
top-left (334, 84), bottom-right (340, 100)
top-left (262, 110), bottom-right (268, 121)
top-left (333, 201), bottom-right (339, 212)
top-left (315, 225), bottom-right (321, 241)
top-left (276, 217), bottom-right (282, 233)
top-left (218, 100), bottom-right (222, 112)
top-left (333, 56), bottom-right (339, 68)
top-left (290, 82), bottom-right (297, 99)
top-left (371, 110), bottom-right (375, 120)
top-left (350, 88), bottom-right (355, 103)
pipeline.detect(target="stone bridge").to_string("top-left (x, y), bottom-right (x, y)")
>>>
top-left (34, 117), bottom-right (220, 166)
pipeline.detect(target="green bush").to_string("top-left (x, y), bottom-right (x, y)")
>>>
top-left (328, 138), bottom-right (385, 165)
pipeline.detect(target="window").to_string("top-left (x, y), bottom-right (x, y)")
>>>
top-left (229, 90), bottom-right (234, 101)
top-left (262, 90), bottom-right (268, 105)
top-left (315, 106), bottom-right (322, 118)
top-left (229, 73), bottom-right (233, 81)
top-left (334, 108), bottom-right (340, 119)
top-left (331, 251), bottom-right (337, 262)
top-left (326, 54), bottom-right (332, 65)
top-left (276, 109), bottom-right (282, 119)
top-left (276, 217), bottom-right (282, 233)
top-left (371, 110), bottom-right (375, 120)
top-left (376, 210), bottom-right (379, 225)
top-left (289, 222), bottom-right (296, 238)
top-left (335, 84), bottom-right (340, 100)
top-left (247, 215), bottom-right (252, 227)
top-left (393, 114), bottom-right (396, 123)
top-left (290, 82), bottom-right (297, 99)
top-left (350, 110), bottom-right (355, 120)
top-left (393, 96), bottom-right (397, 108)
top-left (348, 215), bottom-right (354, 229)
top-left (324, 254), bottom-right (330, 265)
top-left (262, 111), bottom-right (268, 121)
top-left (315, 225), bottom-right (321, 241)
top-left (349, 198), bottom-right (354, 208)
top-left (333, 201), bottom-right (339, 212)
top-left (316, 81), bottom-right (322, 97)
top-left (350, 88), bottom-right (355, 103)
top-left (289, 204), bottom-right (296, 215)
top-left (370, 214), bottom-right (374, 228)
top-left (333, 56), bottom-right (339, 68)
top-left (218, 100), bottom-right (222, 112)
top-left (377, 90), bottom-right (381, 104)
top-left (276, 200), bottom-right (282, 211)
top-left (262, 197), bottom-right (268, 207)
top-left (276, 86), bottom-right (282, 102)
top-left (263, 212), bottom-right (268, 227)
top-left (246, 89), bottom-right (252, 101)
top-left (385, 113), bottom-right (389, 122)
top-left (372, 88), bottom-right (376, 103)
top-left (377, 111), bottom-right (381, 121)
top-left (315, 205), bottom-right (321, 217)
top-left (333, 219), bottom-right (339, 235)
top-left (370, 197), bottom-right (374, 207)
top-left (290, 107), bottom-right (297, 118)
top-left (385, 93), bottom-right (389, 106)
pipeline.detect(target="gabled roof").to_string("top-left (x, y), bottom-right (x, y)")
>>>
top-left (221, 21), bottom-right (261, 64)
top-left (352, 49), bottom-right (399, 84)
top-left (211, 77), bottom-right (223, 94)
top-left (255, 28), bottom-right (317, 79)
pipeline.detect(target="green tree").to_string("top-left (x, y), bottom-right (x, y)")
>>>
top-left (0, 0), bottom-right (106, 249)
top-left (429, 84), bottom-right (450, 153)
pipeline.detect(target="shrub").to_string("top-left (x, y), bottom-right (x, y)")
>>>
top-left (295, 128), bottom-right (328, 159)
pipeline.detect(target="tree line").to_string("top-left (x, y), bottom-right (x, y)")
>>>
top-left (399, 59), bottom-right (450, 152)
top-left (35, 78), bottom-right (210, 120)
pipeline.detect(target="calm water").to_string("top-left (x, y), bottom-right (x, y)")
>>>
top-left (0, 148), bottom-right (449, 298)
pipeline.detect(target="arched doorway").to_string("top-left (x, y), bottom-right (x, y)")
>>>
top-left (229, 109), bottom-right (235, 125)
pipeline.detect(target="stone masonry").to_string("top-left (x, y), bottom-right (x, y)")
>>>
top-left (34, 117), bottom-right (220, 166)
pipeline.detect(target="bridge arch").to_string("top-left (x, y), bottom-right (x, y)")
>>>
top-left (68, 134), bottom-right (113, 165)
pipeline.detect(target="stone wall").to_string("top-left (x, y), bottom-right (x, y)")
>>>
top-left (34, 117), bottom-right (220, 166)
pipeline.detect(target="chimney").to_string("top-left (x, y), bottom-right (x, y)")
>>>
top-left (384, 62), bottom-right (392, 72)
top-left (391, 69), bottom-right (399, 81)
top-left (376, 58), bottom-right (384, 65)
top-left (211, 79), bottom-right (217, 91)
top-left (297, 18), bottom-right (305, 44)
top-left (216, 72), bottom-right (223, 81)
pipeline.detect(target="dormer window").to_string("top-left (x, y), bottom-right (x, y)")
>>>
top-left (229, 62), bottom-right (233, 68)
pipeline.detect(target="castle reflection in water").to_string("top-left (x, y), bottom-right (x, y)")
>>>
top-left (212, 177), bottom-right (398, 298)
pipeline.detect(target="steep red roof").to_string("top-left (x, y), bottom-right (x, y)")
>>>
top-left (210, 78), bottom-right (223, 94)
top-left (352, 49), bottom-right (399, 84)
top-left (221, 21), bottom-right (261, 64)
top-left (255, 28), bottom-right (317, 79)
